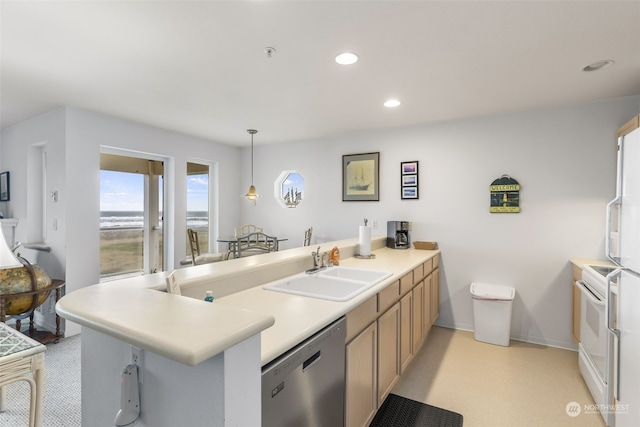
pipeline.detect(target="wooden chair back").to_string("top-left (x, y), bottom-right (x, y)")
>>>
top-left (187, 228), bottom-right (201, 264)
top-left (303, 227), bottom-right (313, 246)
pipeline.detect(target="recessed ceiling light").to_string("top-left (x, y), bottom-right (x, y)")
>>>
top-left (582, 60), bottom-right (615, 72)
top-left (335, 52), bottom-right (358, 65)
top-left (384, 99), bottom-right (401, 108)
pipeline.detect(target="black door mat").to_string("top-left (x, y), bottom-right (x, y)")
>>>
top-left (369, 393), bottom-right (463, 427)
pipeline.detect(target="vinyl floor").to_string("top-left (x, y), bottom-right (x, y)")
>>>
top-left (392, 326), bottom-right (607, 427)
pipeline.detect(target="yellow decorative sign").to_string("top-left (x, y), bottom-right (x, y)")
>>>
top-left (490, 175), bottom-right (520, 213)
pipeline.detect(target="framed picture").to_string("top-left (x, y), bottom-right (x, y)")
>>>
top-left (401, 161), bottom-right (419, 200)
top-left (343, 152), bottom-right (380, 201)
top-left (0, 172), bottom-right (9, 202)
top-left (402, 187), bottom-right (418, 199)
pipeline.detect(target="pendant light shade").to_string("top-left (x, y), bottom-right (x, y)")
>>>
top-left (244, 129), bottom-right (260, 203)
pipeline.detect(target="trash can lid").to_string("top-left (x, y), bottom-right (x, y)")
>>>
top-left (470, 282), bottom-right (515, 301)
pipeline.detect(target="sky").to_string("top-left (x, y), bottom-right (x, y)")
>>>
top-left (100, 170), bottom-right (209, 212)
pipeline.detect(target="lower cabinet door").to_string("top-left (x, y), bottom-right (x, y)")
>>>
top-left (412, 281), bottom-right (424, 354)
top-left (399, 291), bottom-right (413, 373)
top-left (377, 303), bottom-right (400, 406)
top-left (345, 322), bottom-right (378, 427)
top-left (423, 274), bottom-right (432, 340)
top-left (431, 267), bottom-right (440, 324)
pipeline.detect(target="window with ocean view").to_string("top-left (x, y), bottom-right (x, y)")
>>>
top-left (187, 162), bottom-right (210, 257)
top-left (100, 153), bottom-right (164, 280)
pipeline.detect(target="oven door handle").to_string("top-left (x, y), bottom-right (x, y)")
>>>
top-left (605, 268), bottom-right (622, 401)
top-left (576, 280), bottom-right (605, 306)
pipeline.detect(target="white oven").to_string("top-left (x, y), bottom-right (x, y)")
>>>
top-left (579, 265), bottom-right (616, 426)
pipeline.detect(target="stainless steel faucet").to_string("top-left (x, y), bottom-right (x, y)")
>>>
top-left (307, 246), bottom-right (327, 274)
top-left (312, 246), bottom-right (321, 268)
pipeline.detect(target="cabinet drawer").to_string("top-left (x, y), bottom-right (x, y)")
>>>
top-left (346, 295), bottom-right (378, 342)
top-left (423, 258), bottom-right (433, 276)
top-left (378, 280), bottom-right (400, 313)
top-left (432, 254), bottom-right (440, 268)
top-left (413, 265), bottom-right (424, 283)
top-left (399, 272), bottom-right (414, 296)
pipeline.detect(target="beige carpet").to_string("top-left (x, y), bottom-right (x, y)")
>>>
top-left (392, 326), bottom-right (606, 427)
top-left (0, 335), bottom-right (81, 427)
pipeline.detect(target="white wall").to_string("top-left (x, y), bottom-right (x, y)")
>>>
top-left (242, 95), bottom-right (640, 349)
top-left (2, 97), bottom-right (639, 347)
top-left (1, 107), bottom-right (242, 335)
top-left (0, 108), bottom-right (67, 279)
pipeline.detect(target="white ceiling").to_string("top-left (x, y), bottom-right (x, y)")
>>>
top-left (2, 1), bottom-right (639, 147)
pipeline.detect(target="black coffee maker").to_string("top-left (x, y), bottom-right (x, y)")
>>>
top-left (387, 221), bottom-right (411, 249)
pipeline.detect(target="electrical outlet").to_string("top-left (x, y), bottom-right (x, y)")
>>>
top-left (372, 220), bottom-right (378, 229)
top-left (131, 345), bottom-right (144, 384)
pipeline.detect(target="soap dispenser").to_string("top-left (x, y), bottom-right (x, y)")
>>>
top-left (330, 247), bottom-right (340, 266)
top-left (204, 291), bottom-right (214, 302)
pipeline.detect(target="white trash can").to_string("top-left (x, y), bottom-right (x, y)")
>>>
top-left (470, 282), bottom-right (516, 346)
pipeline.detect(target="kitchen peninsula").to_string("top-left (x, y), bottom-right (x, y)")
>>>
top-left (56, 236), bottom-right (440, 427)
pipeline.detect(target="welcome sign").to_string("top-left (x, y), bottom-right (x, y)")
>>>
top-left (490, 175), bottom-right (520, 213)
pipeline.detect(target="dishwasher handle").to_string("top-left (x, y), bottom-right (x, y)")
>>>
top-left (302, 350), bottom-right (321, 372)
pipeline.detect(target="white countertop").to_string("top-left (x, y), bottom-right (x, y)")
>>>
top-left (218, 246), bottom-right (439, 365)
top-left (57, 238), bottom-right (439, 367)
top-left (56, 277), bottom-right (275, 366)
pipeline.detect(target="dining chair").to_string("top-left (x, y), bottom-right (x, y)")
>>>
top-left (187, 228), bottom-right (225, 265)
top-left (303, 227), bottom-right (313, 246)
top-left (230, 232), bottom-right (278, 259)
top-left (234, 224), bottom-right (263, 238)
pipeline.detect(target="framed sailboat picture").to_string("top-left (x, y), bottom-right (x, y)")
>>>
top-left (343, 152), bottom-right (379, 201)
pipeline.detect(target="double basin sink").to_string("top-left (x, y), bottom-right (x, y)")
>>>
top-left (263, 266), bottom-right (393, 302)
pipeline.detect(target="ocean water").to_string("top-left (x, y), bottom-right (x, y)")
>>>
top-left (100, 211), bottom-right (208, 229)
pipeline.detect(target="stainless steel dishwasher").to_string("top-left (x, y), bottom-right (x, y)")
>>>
top-left (262, 317), bottom-right (346, 427)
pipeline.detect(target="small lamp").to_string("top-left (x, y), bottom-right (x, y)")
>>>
top-left (244, 129), bottom-right (261, 204)
top-left (0, 226), bottom-right (21, 269)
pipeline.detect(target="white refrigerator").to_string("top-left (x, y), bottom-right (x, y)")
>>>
top-left (606, 125), bottom-right (640, 427)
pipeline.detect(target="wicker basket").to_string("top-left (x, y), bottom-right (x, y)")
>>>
top-left (413, 241), bottom-right (438, 250)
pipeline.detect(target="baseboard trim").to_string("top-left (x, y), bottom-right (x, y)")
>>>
top-left (433, 321), bottom-right (578, 352)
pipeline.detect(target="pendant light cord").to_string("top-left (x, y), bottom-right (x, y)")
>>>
top-left (251, 132), bottom-right (254, 185)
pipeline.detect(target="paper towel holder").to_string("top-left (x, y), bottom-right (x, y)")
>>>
top-left (356, 218), bottom-right (376, 259)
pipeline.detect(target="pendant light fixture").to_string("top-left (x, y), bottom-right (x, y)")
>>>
top-left (244, 129), bottom-right (260, 204)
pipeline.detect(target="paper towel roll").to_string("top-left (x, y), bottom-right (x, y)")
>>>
top-left (359, 225), bottom-right (371, 256)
